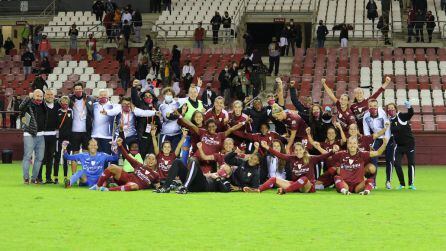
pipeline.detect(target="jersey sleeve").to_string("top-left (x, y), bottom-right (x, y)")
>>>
top-left (63, 152), bottom-right (82, 161)
top-left (268, 148), bottom-right (293, 161)
top-left (213, 153), bottom-right (225, 165)
top-left (361, 151), bottom-right (371, 163)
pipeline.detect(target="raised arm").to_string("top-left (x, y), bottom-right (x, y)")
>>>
top-left (276, 78), bottom-right (285, 106)
top-left (177, 117), bottom-right (199, 134)
top-left (335, 122), bottom-right (347, 145)
top-left (117, 138), bottom-right (143, 168)
top-left (399, 101), bottom-right (414, 122)
top-left (286, 130), bottom-right (297, 154)
top-left (322, 78), bottom-right (338, 103)
top-left (260, 141), bottom-right (293, 161)
top-left (104, 104), bottom-right (122, 116)
top-left (224, 122), bottom-right (245, 137)
top-left (289, 81), bottom-right (306, 114)
top-left (373, 121), bottom-right (390, 139)
top-left (370, 138), bottom-right (388, 158)
top-left (175, 128), bottom-right (188, 157)
top-left (151, 126), bottom-right (159, 155)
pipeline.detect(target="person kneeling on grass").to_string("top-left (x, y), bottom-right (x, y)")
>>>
top-left (91, 138), bottom-right (160, 191)
top-left (244, 141), bottom-right (336, 194)
top-left (62, 139), bottom-right (119, 188)
top-left (331, 136), bottom-right (388, 195)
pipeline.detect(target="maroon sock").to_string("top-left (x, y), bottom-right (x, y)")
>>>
top-left (96, 169), bottom-right (112, 186)
top-left (364, 178), bottom-right (374, 191)
top-left (334, 175), bottom-right (345, 192)
top-left (285, 176), bottom-right (309, 193)
top-left (109, 185), bottom-right (133, 191)
top-left (258, 177), bottom-right (276, 192)
top-left (327, 166), bottom-right (337, 175)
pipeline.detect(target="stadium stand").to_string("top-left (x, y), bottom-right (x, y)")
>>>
top-left (246, 0), bottom-right (316, 12)
top-left (43, 11), bottom-right (105, 39)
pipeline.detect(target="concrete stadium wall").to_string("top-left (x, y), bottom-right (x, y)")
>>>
top-left (1, 130), bottom-right (446, 164)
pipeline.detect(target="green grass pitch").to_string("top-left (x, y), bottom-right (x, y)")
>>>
top-left (1, 162), bottom-right (445, 250)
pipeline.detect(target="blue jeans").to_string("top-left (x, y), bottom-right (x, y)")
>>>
top-left (317, 39), bottom-right (325, 48)
top-left (159, 133), bottom-right (182, 151)
top-left (371, 137), bottom-right (395, 183)
top-left (22, 135), bottom-right (45, 180)
top-left (40, 51), bottom-right (49, 59)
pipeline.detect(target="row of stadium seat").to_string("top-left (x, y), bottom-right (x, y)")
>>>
top-left (246, 0), bottom-right (315, 12)
top-left (44, 11), bottom-right (104, 39)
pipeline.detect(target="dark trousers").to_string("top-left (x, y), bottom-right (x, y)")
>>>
top-left (407, 25), bottom-right (414, 42)
top-left (163, 159), bottom-right (208, 192)
top-left (212, 29), bottom-right (219, 44)
top-left (54, 137), bottom-right (69, 177)
top-left (393, 144), bottom-right (416, 186)
top-left (415, 27), bottom-right (424, 42)
top-left (95, 138), bottom-right (112, 154)
top-left (38, 135), bottom-right (57, 181)
top-left (10, 115), bottom-right (17, 128)
top-left (153, 63), bottom-right (160, 77)
top-left (171, 61), bottom-right (180, 78)
top-left (286, 39), bottom-right (295, 56)
top-left (269, 56), bottom-right (280, 76)
top-left (139, 133), bottom-right (156, 158)
top-left (120, 78), bottom-right (129, 90)
top-left (116, 50), bottom-right (124, 62)
top-left (371, 138), bottom-right (395, 184)
top-left (427, 28), bottom-right (434, 42)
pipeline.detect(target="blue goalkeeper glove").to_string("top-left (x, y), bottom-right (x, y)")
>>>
top-left (404, 100), bottom-right (411, 109)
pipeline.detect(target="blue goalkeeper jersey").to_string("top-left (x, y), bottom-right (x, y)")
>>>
top-left (64, 152), bottom-right (118, 177)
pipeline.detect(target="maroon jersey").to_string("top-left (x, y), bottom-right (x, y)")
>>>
top-left (284, 111), bottom-right (308, 140)
top-left (335, 101), bottom-right (356, 133)
top-left (156, 152), bottom-right (177, 179)
top-left (331, 150), bottom-right (371, 184)
top-left (192, 129), bottom-right (226, 173)
top-left (204, 108), bottom-right (228, 132)
top-left (268, 148), bottom-right (332, 182)
top-left (119, 145), bottom-right (160, 189)
top-left (228, 112), bottom-right (250, 147)
top-left (320, 140), bottom-right (342, 152)
top-left (350, 87), bottom-right (384, 122)
top-left (178, 118), bottom-right (203, 155)
top-left (233, 130), bottom-right (285, 156)
top-left (357, 135), bottom-right (374, 151)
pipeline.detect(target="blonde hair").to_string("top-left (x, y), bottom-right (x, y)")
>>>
top-left (294, 142), bottom-right (310, 165)
top-left (59, 96), bottom-right (70, 104)
top-left (271, 103), bottom-right (283, 115)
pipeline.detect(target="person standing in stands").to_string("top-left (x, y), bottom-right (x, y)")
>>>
top-left (218, 64), bottom-right (231, 105)
top-left (132, 10), bottom-right (142, 43)
top-left (222, 12), bottom-right (232, 43)
top-left (20, 89), bottom-right (46, 184)
top-left (170, 45), bottom-right (181, 79)
top-left (20, 23), bottom-right (31, 48)
top-left (7, 96), bottom-right (21, 129)
top-left (86, 34), bottom-right (97, 61)
top-left (38, 35), bottom-right (51, 59)
top-left (377, 16), bottom-right (391, 45)
top-left (407, 8), bottom-right (416, 43)
top-left (316, 20), bottom-right (328, 48)
top-left (3, 37), bottom-right (14, 55)
top-left (194, 22), bottom-right (205, 52)
top-left (0, 29), bottom-right (3, 53)
top-left (366, 0), bottom-right (378, 27)
top-left (414, 9), bottom-right (425, 42)
top-left (21, 47), bottom-right (35, 78)
top-left (333, 23), bottom-right (353, 48)
top-left (38, 89), bottom-right (59, 184)
top-left (92, 0), bottom-right (105, 22)
top-left (31, 73), bottom-right (48, 91)
top-left (68, 24), bottom-right (79, 49)
top-left (268, 37), bottom-right (280, 76)
top-left (145, 35), bottom-right (154, 59)
top-left (211, 12), bottom-right (222, 44)
top-left (118, 61), bottom-right (131, 91)
top-left (286, 20), bottom-right (297, 56)
top-left (163, 0), bottom-right (172, 13)
top-left (122, 20), bottom-right (131, 48)
top-left (426, 11), bottom-right (436, 43)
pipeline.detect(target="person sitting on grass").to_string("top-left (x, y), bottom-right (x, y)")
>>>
top-left (62, 139), bottom-right (119, 189)
top-left (91, 138), bottom-right (160, 192)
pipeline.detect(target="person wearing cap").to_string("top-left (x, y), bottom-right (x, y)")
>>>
top-left (268, 37), bottom-right (280, 76)
top-left (193, 22), bottom-right (205, 52)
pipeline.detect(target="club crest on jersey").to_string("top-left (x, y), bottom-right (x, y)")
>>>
top-left (164, 160), bottom-right (169, 165)
top-left (297, 164), bottom-right (302, 169)
top-left (358, 107), bottom-right (363, 112)
top-left (339, 114), bottom-right (343, 118)
top-left (144, 170), bottom-right (149, 175)
top-left (68, 114), bottom-right (71, 117)
top-left (91, 161), bottom-right (96, 166)
top-left (348, 159), bottom-right (354, 165)
top-left (247, 172), bottom-right (251, 177)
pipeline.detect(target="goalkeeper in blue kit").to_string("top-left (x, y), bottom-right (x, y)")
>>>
top-left (62, 139), bottom-right (119, 188)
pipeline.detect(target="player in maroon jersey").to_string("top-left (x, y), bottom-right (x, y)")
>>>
top-left (233, 122), bottom-right (287, 156)
top-left (331, 136), bottom-right (388, 195)
top-left (322, 78), bottom-right (356, 134)
top-left (151, 127), bottom-right (187, 180)
top-left (178, 115), bottom-right (244, 173)
top-left (351, 76), bottom-right (390, 133)
top-left (270, 103), bottom-right (308, 153)
top-left (178, 110), bottom-right (204, 155)
top-left (243, 141), bottom-right (336, 194)
top-left (228, 100), bottom-right (251, 147)
top-left (94, 138), bottom-right (160, 191)
top-left (204, 96), bottom-right (228, 132)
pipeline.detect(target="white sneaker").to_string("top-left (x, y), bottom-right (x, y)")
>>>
top-left (359, 190), bottom-right (370, 195)
top-left (341, 188), bottom-right (351, 195)
top-left (385, 181), bottom-right (392, 190)
top-left (89, 184), bottom-right (99, 190)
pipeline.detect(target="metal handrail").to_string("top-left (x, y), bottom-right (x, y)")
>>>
top-left (39, 0), bottom-right (56, 17)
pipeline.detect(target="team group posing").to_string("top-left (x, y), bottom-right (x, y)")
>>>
top-left (20, 75), bottom-right (416, 195)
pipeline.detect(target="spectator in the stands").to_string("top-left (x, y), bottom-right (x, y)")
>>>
top-left (170, 44), bottom-right (181, 79)
top-left (407, 8), bottom-right (416, 43)
top-left (40, 57), bottom-right (52, 75)
top-left (377, 16), bottom-right (391, 45)
top-left (279, 27), bottom-right (288, 56)
top-left (68, 24), bottom-right (79, 49)
top-left (222, 11), bottom-right (232, 43)
top-left (243, 31), bottom-right (254, 55)
top-left (132, 10), bottom-right (142, 43)
top-left (135, 57), bottom-right (150, 91)
top-left (103, 11), bottom-right (114, 42)
top-left (92, 0), bottom-right (105, 22)
top-left (145, 35), bottom-right (154, 59)
top-left (33, 28), bottom-right (42, 52)
top-left (121, 9), bottom-right (132, 25)
top-left (105, 0), bottom-right (116, 14)
top-left (193, 22), bottom-right (205, 51)
top-left (239, 53), bottom-right (253, 72)
top-left (152, 47), bottom-right (164, 78)
top-left (182, 60), bottom-right (195, 91)
top-left (366, 0), bottom-right (378, 27)
top-left (21, 47), bottom-right (35, 78)
top-left (295, 24), bottom-right (302, 49)
top-left (333, 23), bottom-right (353, 48)
top-left (414, 9), bottom-right (425, 42)
top-left (32, 72), bottom-right (48, 91)
top-left (26, 36), bottom-right (33, 52)
top-left (113, 8), bottom-right (122, 27)
top-left (286, 19), bottom-right (297, 56)
top-left (211, 12), bottom-right (222, 44)
top-left (86, 34), bottom-right (97, 61)
top-left (218, 64), bottom-right (231, 105)
top-left (38, 35), bottom-right (51, 59)
top-left (118, 60), bottom-right (131, 91)
top-left (122, 20), bottom-right (131, 47)
top-left (442, 0), bottom-right (446, 11)
top-left (316, 20), bottom-right (329, 48)
top-left (202, 83), bottom-right (217, 110)
top-left (426, 10), bottom-right (436, 43)
top-left (268, 37), bottom-right (280, 76)
top-left (20, 22), bottom-right (31, 48)
top-left (116, 34), bottom-right (125, 62)
top-left (3, 37), bottom-right (14, 55)
top-left (7, 95), bottom-right (21, 129)
top-left (163, 0), bottom-right (172, 14)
